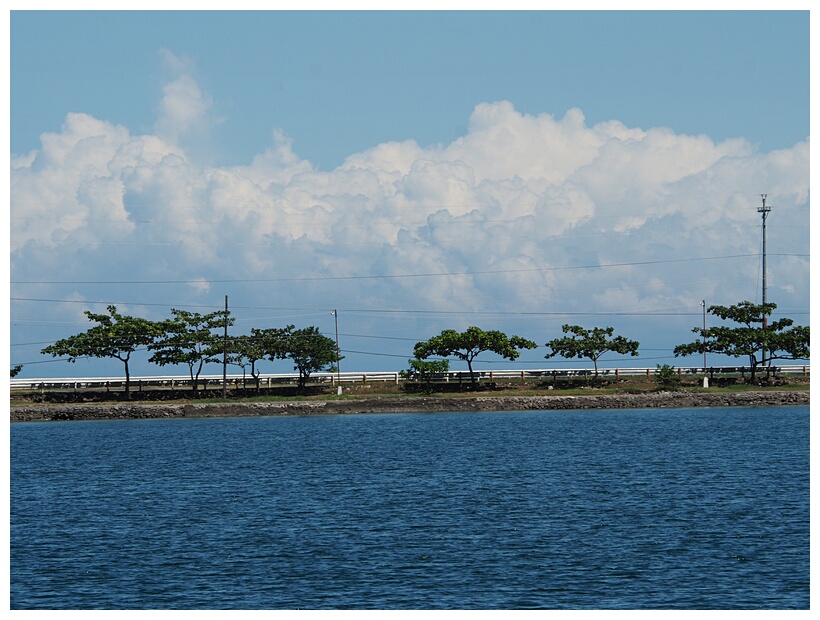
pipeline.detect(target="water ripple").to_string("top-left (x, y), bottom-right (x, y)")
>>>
top-left (11, 406), bottom-right (809, 609)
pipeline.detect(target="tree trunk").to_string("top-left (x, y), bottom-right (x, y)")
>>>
top-left (124, 358), bottom-right (131, 396)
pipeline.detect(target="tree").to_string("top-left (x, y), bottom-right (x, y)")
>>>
top-left (654, 364), bottom-right (680, 390)
top-left (282, 326), bottom-right (342, 389)
top-left (673, 301), bottom-right (809, 383)
top-left (10, 364), bottom-right (23, 378)
top-left (225, 334), bottom-right (262, 390)
top-left (545, 325), bottom-right (639, 383)
top-left (401, 358), bottom-right (450, 389)
top-left (40, 306), bottom-right (161, 395)
top-left (413, 326), bottom-right (537, 385)
top-left (227, 327), bottom-right (292, 390)
top-left (148, 308), bottom-right (234, 392)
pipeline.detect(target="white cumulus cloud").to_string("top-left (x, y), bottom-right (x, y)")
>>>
top-left (10, 71), bottom-right (810, 376)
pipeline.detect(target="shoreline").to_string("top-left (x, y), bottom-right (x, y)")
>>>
top-left (9, 390), bottom-right (809, 422)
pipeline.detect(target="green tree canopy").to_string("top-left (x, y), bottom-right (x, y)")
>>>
top-left (148, 308), bottom-right (234, 392)
top-left (544, 325), bottom-right (639, 381)
top-left (654, 364), bottom-right (680, 390)
top-left (40, 305), bottom-right (161, 394)
top-left (413, 326), bottom-right (537, 384)
top-left (282, 326), bottom-right (342, 389)
top-left (227, 327), bottom-right (293, 390)
top-left (673, 301), bottom-right (809, 382)
top-left (402, 358), bottom-right (450, 386)
top-left (225, 334), bottom-right (263, 390)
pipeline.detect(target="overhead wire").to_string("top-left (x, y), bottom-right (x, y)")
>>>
top-left (13, 252), bottom-right (794, 285)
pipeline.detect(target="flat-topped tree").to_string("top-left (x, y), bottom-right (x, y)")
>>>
top-left (225, 334), bottom-right (262, 390)
top-left (227, 327), bottom-right (292, 390)
top-left (413, 326), bottom-right (537, 385)
top-left (674, 301), bottom-right (809, 383)
top-left (545, 325), bottom-right (639, 383)
top-left (40, 305), bottom-right (162, 395)
top-left (148, 308), bottom-right (234, 392)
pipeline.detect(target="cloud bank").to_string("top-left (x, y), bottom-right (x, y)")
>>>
top-left (10, 71), bottom-right (810, 375)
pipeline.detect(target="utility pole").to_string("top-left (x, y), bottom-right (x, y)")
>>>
top-left (758, 194), bottom-right (772, 310)
top-left (758, 195), bottom-right (772, 369)
top-left (333, 309), bottom-right (341, 395)
top-left (701, 299), bottom-right (707, 372)
top-left (222, 295), bottom-right (228, 399)
top-left (701, 299), bottom-right (709, 388)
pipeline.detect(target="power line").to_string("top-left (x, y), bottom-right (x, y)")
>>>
top-left (0, 298), bottom-right (724, 319)
top-left (10, 297), bottom-right (809, 323)
top-left (10, 253), bottom-right (775, 285)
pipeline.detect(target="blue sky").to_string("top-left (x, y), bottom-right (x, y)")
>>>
top-left (11, 10), bottom-right (809, 170)
top-left (8, 9), bottom-right (811, 379)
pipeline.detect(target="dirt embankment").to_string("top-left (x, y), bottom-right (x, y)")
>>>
top-left (9, 390), bottom-right (809, 422)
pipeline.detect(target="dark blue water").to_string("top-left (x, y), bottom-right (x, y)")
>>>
top-left (10, 406), bottom-right (809, 609)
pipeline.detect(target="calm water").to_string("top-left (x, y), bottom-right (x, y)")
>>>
top-left (10, 406), bottom-right (809, 610)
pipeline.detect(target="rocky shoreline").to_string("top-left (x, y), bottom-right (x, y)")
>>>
top-left (9, 390), bottom-right (809, 422)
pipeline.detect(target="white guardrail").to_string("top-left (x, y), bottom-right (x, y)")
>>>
top-left (9, 366), bottom-right (810, 391)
